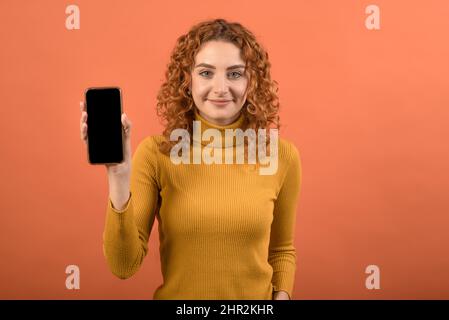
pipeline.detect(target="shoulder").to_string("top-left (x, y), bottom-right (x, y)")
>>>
top-left (276, 137), bottom-right (302, 190)
top-left (136, 134), bottom-right (164, 151)
top-left (131, 135), bottom-right (163, 183)
top-left (133, 135), bottom-right (166, 164)
top-left (276, 137), bottom-right (301, 182)
top-left (278, 137), bottom-right (301, 166)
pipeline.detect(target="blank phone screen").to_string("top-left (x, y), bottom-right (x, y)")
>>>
top-left (86, 87), bottom-right (123, 164)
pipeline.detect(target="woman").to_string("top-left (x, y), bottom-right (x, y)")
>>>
top-left (80, 18), bottom-right (302, 300)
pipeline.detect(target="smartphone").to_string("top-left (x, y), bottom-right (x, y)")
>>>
top-left (84, 87), bottom-right (124, 164)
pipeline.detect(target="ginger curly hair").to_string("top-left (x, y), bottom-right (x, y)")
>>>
top-left (156, 18), bottom-right (281, 158)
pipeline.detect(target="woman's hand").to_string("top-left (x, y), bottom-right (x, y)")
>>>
top-left (79, 101), bottom-right (133, 177)
top-left (272, 290), bottom-right (290, 300)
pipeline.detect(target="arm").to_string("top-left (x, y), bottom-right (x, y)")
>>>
top-left (102, 137), bottom-right (160, 279)
top-left (269, 142), bottom-right (302, 299)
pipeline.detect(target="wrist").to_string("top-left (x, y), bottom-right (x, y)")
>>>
top-left (107, 167), bottom-right (130, 178)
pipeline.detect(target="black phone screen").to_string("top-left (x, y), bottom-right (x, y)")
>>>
top-left (85, 87), bottom-right (124, 164)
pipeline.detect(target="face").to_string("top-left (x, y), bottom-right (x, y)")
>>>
top-left (190, 40), bottom-right (249, 126)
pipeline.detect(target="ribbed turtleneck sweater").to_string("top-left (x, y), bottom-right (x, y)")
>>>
top-left (103, 108), bottom-right (302, 300)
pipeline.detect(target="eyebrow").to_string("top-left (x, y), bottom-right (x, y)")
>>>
top-left (194, 63), bottom-right (246, 70)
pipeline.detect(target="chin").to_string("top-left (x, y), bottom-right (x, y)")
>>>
top-left (198, 104), bottom-right (240, 120)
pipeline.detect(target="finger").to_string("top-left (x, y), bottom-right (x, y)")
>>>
top-left (81, 122), bottom-right (87, 133)
top-left (123, 123), bottom-right (131, 134)
top-left (80, 111), bottom-right (87, 127)
top-left (80, 101), bottom-right (85, 112)
top-left (81, 123), bottom-right (87, 140)
top-left (122, 113), bottom-right (132, 133)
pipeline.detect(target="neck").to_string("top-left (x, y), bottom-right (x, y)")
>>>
top-left (192, 108), bottom-right (246, 149)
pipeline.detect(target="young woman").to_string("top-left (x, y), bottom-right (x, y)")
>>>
top-left (80, 18), bottom-right (302, 300)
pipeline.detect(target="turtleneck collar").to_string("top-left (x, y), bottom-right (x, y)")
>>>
top-left (192, 107), bottom-right (246, 149)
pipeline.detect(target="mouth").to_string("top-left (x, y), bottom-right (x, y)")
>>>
top-left (208, 99), bottom-right (233, 106)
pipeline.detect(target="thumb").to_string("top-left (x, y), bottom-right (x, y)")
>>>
top-left (122, 113), bottom-right (132, 133)
top-left (122, 113), bottom-right (131, 129)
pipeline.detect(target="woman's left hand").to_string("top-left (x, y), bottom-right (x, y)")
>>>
top-left (272, 290), bottom-right (290, 300)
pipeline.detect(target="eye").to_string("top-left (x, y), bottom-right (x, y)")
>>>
top-left (229, 71), bottom-right (242, 79)
top-left (199, 70), bottom-right (243, 78)
top-left (199, 70), bottom-right (212, 77)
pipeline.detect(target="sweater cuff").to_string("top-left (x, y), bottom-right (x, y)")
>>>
top-left (104, 192), bottom-right (136, 240)
top-left (108, 192), bottom-right (132, 213)
top-left (272, 271), bottom-right (295, 299)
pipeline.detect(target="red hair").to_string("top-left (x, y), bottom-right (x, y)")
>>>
top-left (156, 18), bottom-right (281, 157)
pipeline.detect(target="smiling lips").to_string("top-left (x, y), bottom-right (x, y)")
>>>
top-left (208, 99), bottom-right (232, 106)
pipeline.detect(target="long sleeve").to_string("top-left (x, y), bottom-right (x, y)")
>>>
top-left (102, 137), bottom-right (160, 279)
top-left (268, 141), bottom-right (302, 299)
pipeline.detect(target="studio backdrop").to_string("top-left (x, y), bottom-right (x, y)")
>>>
top-left (0, 0), bottom-right (448, 299)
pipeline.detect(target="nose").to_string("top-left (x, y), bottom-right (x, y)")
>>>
top-left (213, 75), bottom-right (229, 96)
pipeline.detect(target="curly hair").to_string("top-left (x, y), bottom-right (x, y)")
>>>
top-left (156, 18), bottom-right (281, 159)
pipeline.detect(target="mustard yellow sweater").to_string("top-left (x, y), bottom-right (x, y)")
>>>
top-left (103, 109), bottom-right (302, 300)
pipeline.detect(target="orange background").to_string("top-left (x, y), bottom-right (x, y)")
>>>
top-left (1, 0), bottom-right (448, 299)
